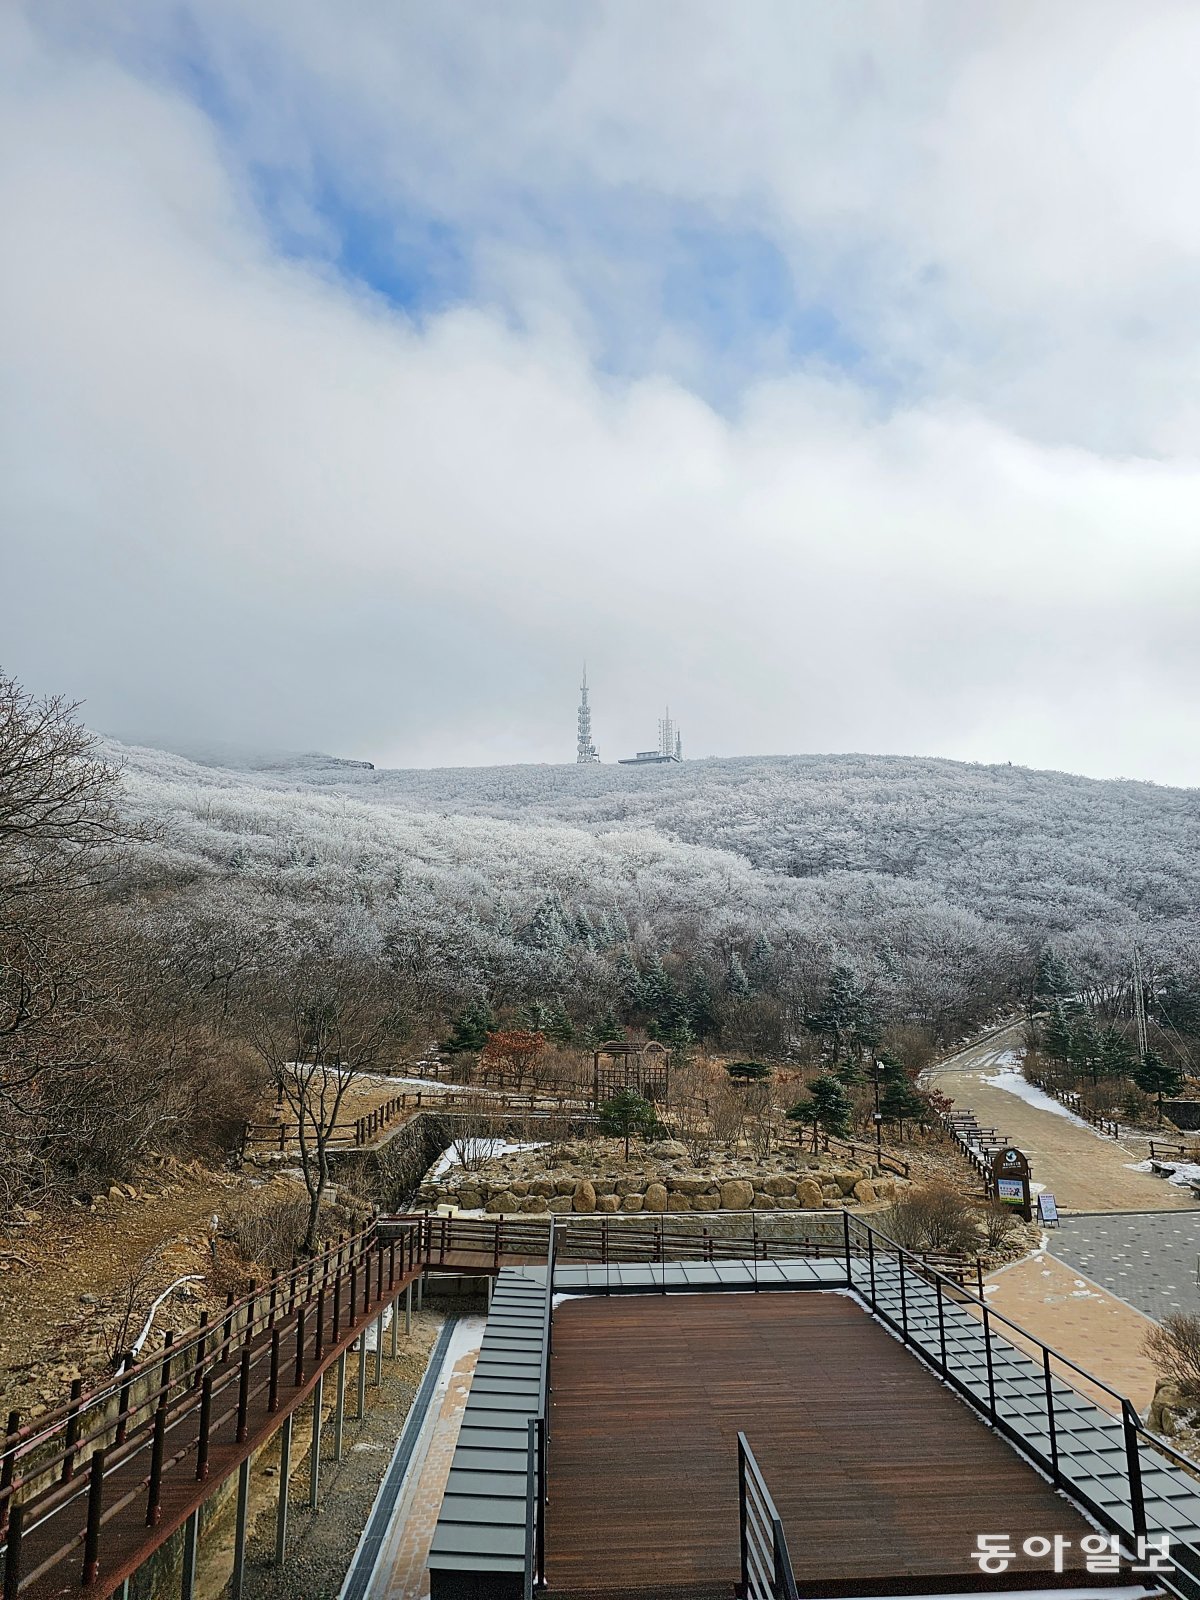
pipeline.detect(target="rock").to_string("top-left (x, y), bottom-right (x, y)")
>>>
top-left (692, 1193), bottom-right (720, 1211)
top-left (548, 1196), bottom-right (573, 1213)
top-left (655, 1140), bottom-right (689, 1158)
top-left (720, 1179), bottom-right (754, 1211)
top-left (852, 1179), bottom-right (877, 1205)
top-left (572, 1180), bottom-right (597, 1213)
top-left (1148, 1379), bottom-right (1190, 1437)
top-left (643, 1183), bottom-right (668, 1212)
top-left (622, 1194), bottom-right (644, 1212)
top-left (668, 1176), bottom-right (715, 1196)
top-left (764, 1175), bottom-right (796, 1198)
top-left (875, 1178), bottom-right (896, 1201)
top-left (752, 1194), bottom-right (777, 1209)
top-left (511, 1181), bottom-right (529, 1197)
top-left (597, 1194), bottom-right (620, 1213)
top-left (485, 1191), bottom-right (519, 1214)
top-left (529, 1178), bottom-right (556, 1198)
top-left (458, 1189), bottom-right (483, 1211)
top-left (107, 1186), bottom-right (124, 1203)
top-left (796, 1179), bottom-right (824, 1209)
top-left (521, 1196), bottom-right (549, 1213)
top-left (667, 1193), bottom-right (692, 1212)
top-left (834, 1170), bottom-right (862, 1196)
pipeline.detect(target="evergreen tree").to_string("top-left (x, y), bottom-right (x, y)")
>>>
top-left (1042, 1001), bottom-right (1073, 1064)
top-left (726, 951), bottom-right (753, 1001)
top-left (805, 966), bottom-right (869, 1066)
top-left (1160, 974), bottom-right (1200, 1038)
top-left (523, 892), bottom-right (570, 952)
top-left (787, 1074), bottom-right (852, 1144)
top-left (1069, 1013), bottom-right (1102, 1083)
top-left (878, 1054), bottom-right (927, 1137)
top-left (683, 959), bottom-right (718, 1041)
top-left (543, 999), bottom-right (575, 1046)
top-left (640, 952), bottom-right (682, 1036)
top-left (1035, 946), bottom-right (1075, 1008)
top-left (747, 932), bottom-right (775, 990)
top-left (573, 907), bottom-right (597, 948)
top-left (1132, 1050), bottom-right (1186, 1123)
top-left (614, 949), bottom-right (644, 1017)
top-left (443, 998), bottom-right (495, 1054)
top-left (726, 1060), bottom-right (771, 1084)
top-left (1099, 1026), bottom-right (1135, 1080)
top-left (598, 1089), bottom-right (660, 1160)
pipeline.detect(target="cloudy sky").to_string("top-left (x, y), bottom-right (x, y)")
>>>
top-left (4, 3), bottom-right (1200, 783)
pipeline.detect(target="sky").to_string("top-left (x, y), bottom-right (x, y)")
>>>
top-left (3, 2), bottom-right (1200, 785)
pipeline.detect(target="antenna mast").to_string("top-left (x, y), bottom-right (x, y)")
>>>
top-left (576, 666), bottom-right (600, 764)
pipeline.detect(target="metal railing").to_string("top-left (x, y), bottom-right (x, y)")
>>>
top-left (737, 1433), bottom-right (799, 1600)
top-left (0, 1220), bottom-right (423, 1599)
top-left (844, 1214), bottom-right (1200, 1600)
top-left (523, 1220), bottom-right (557, 1599)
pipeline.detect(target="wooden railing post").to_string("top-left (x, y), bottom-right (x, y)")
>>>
top-left (61, 1377), bottom-right (84, 1482)
top-left (0, 1408), bottom-right (18, 1541)
top-left (3, 1500), bottom-right (24, 1600)
top-left (269, 1328), bottom-right (281, 1412)
top-left (196, 1369), bottom-right (214, 1481)
top-left (146, 1405), bottom-right (167, 1525)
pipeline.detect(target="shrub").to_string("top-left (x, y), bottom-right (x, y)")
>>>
top-left (885, 1182), bottom-right (980, 1256)
top-left (224, 1184), bottom-right (313, 1269)
top-left (726, 1061), bottom-right (771, 1084)
top-left (1145, 1313), bottom-right (1200, 1403)
top-left (978, 1199), bottom-right (1020, 1253)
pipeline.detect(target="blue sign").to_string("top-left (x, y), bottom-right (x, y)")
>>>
top-left (1037, 1193), bottom-right (1059, 1226)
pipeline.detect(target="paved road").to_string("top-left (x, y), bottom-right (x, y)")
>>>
top-left (924, 1021), bottom-right (1199, 1214)
top-left (1046, 1213), bottom-right (1200, 1323)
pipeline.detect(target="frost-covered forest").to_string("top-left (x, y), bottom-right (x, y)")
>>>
top-left (109, 740), bottom-right (1200, 1051)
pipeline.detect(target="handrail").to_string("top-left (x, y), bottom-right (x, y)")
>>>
top-left (843, 1211), bottom-right (1200, 1591)
top-left (523, 1221), bottom-right (556, 1598)
top-left (737, 1433), bottom-right (799, 1600)
top-left (1024, 1074), bottom-right (1122, 1140)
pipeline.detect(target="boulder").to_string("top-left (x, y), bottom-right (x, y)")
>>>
top-left (615, 1176), bottom-right (645, 1196)
top-left (764, 1175), bottom-right (797, 1198)
top-left (852, 1179), bottom-right (877, 1205)
top-left (511, 1181), bottom-right (530, 1197)
top-left (692, 1193), bottom-right (720, 1211)
top-left (655, 1140), bottom-right (689, 1158)
top-left (643, 1182), bottom-right (668, 1212)
top-left (485, 1191), bottom-right (519, 1214)
top-left (1148, 1378), bottom-right (1191, 1438)
top-left (521, 1195), bottom-right (549, 1213)
top-left (457, 1189), bottom-right (483, 1211)
top-left (622, 1195), bottom-right (644, 1212)
top-left (597, 1194), bottom-right (620, 1213)
top-left (720, 1179), bottom-right (754, 1211)
top-left (752, 1194), bottom-right (777, 1210)
top-left (667, 1193), bottom-right (692, 1212)
top-left (529, 1178), bottom-right (556, 1197)
top-left (555, 1177), bottom-right (578, 1196)
top-left (572, 1180), bottom-right (597, 1213)
top-left (668, 1176), bottom-right (715, 1196)
top-left (833, 1170), bottom-right (862, 1196)
top-left (795, 1179), bottom-right (824, 1209)
top-left (548, 1195), bottom-right (573, 1212)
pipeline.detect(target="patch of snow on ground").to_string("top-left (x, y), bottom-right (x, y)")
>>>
top-left (429, 1139), bottom-right (547, 1179)
top-left (1126, 1157), bottom-right (1200, 1187)
top-left (982, 1068), bottom-right (1094, 1129)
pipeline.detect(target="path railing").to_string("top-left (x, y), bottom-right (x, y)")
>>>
top-left (738, 1433), bottom-right (799, 1600)
top-left (0, 1220), bottom-right (423, 1600)
top-left (1024, 1075), bottom-right (1122, 1139)
top-left (523, 1222), bottom-right (557, 1600)
top-left (844, 1214), bottom-right (1200, 1600)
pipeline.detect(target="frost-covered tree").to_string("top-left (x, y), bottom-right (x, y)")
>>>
top-left (787, 1074), bottom-right (852, 1144)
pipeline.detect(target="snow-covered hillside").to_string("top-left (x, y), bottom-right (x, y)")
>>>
top-left (104, 741), bottom-right (1200, 1035)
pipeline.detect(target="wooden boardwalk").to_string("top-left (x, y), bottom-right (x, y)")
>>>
top-left (546, 1293), bottom-right (1115, 1596)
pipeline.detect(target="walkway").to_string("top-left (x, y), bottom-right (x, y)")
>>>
top-left (1048, 1214), bottom-right (1200, 1324)
top-left (926, 1022), bottom-right (1198, 1213)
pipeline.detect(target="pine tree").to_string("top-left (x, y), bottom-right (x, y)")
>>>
top-left (1132, 1050), bottom-right (1186, 1123)
top-left (1161, 974), bottom-right (1200, 1038)
top-left (1069, 1013), bottom-right (1102, 1083)
top-left (1035, 946), bottom-right (1075, 1008)
top-left (1099, 1027), bottom-right (1135, 1079)
top-left (614, 949), bottom-right (644, 1017)
top-left (805, 966), bottom-right (869, 1066)
top-left (726, 951), bottom-right (753, 1001)
top-left (747, 932), bottom-right (774, 990)
top-left (878, 1054), bottom-right (927, 1138)
top-left (1042, 1001), bottom-right (1073, 1064)
top-left (573, 907), bottom-right (597, 948)
top-left (598, 1089), bottom-right (659, 1160)
top-left (727, 1060), bottom-right (771, 1084)
top-left (544, 999), bottom-right (575, 1047)
top-left (443, 998), bottom-right (495, 1054)
top-left (787, 1074), bottom-right (852, 1145)
top-left (640, 952), bottom-right (682, 1037)
top-left (683, 960), bottom-right (718, 1041)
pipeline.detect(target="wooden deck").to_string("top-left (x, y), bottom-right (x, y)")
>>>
top-left (546, 1293), bottom-right (1116, 1596)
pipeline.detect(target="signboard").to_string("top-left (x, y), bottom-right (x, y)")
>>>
top-left (990, 1146), bottom-right (1032, 1222)
top-left (1037, 1192), bottom-right (1059, 1227)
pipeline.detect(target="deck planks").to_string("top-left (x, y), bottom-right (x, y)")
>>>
top-left (546, 1292), bottom-right (1116, 1596)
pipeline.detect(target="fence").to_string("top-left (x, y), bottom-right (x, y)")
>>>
top-left (1024, 1075), bottom-right (1122, 1139)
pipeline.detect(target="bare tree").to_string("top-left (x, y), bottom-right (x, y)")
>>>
top-left (246, 955), bottom-right (404, 1251)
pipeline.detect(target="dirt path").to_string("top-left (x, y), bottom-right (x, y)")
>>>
top-left (924, 1022), bottom-right (1198, 1214)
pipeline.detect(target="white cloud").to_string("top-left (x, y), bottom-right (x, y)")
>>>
top-left (3, 4), bottom-right (1200, 782)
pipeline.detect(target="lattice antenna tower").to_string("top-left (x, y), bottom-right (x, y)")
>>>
top-left (658, 707), bottom-right (675, 759)
top-left (577, 666), bottom-right (600, 763)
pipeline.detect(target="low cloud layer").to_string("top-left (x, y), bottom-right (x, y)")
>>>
top-left (3, 4), bottom-right (1200, 782)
